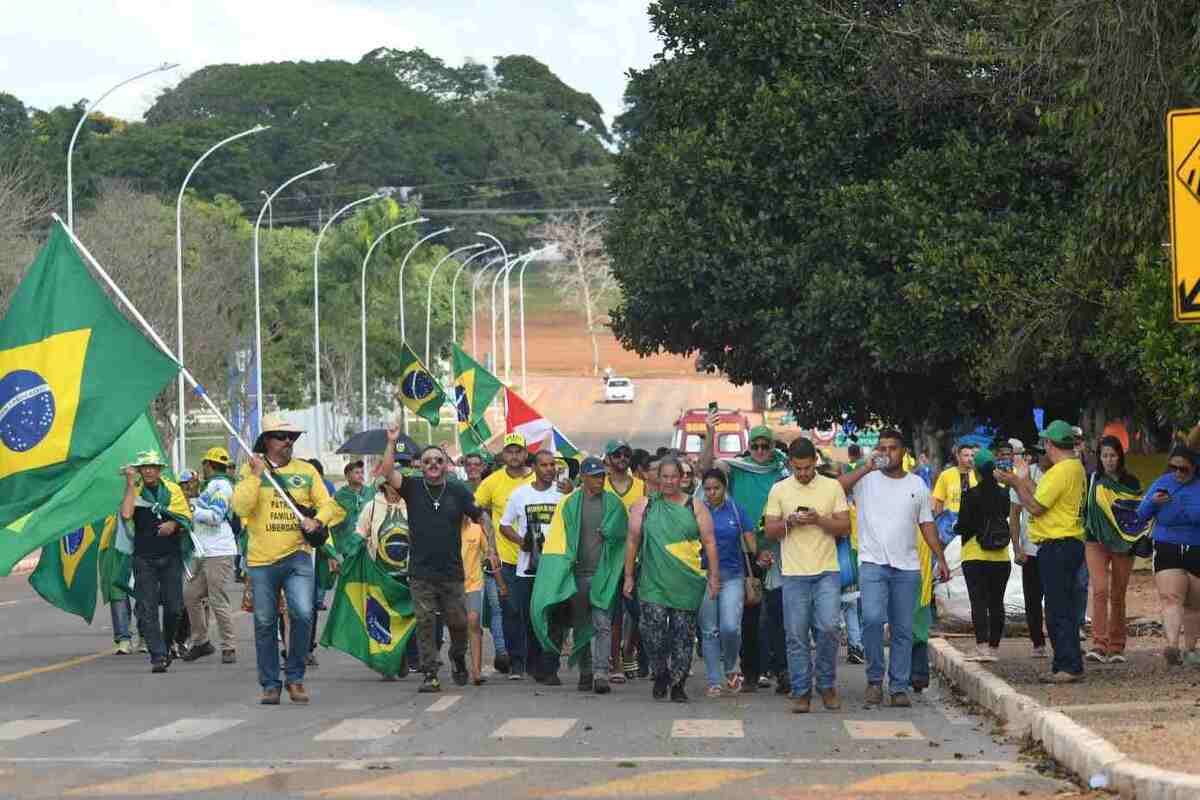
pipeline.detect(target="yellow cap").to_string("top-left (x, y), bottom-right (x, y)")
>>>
top-left (503, 433), bottom-right (527, 450)
top-left (202, 446), bottom-right (231, 466)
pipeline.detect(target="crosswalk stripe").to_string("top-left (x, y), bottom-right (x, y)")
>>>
top-left (491, 718), bottom-right (577, 738)
top-left (555, 768), bottom-right (767, 797)
top-left (843, 720), bottom-right (923, 740)
top-left (319, 767), bottom-right (523, 797)
top-left (670, 719), bottom-right (744, 738)
top-left (315, 720), bottom-right (411, 741)
top-left (0, 719), bottom-right (77, 740)
top-left (63, 768), bottom-right (273, 796)
top-left (127, 718), bottom-right (244, 742)
top-left (425, 695), bottom-right (461, 713)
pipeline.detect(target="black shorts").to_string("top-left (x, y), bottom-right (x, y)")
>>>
top-left (1152, 541), bottom-right (1200, 578)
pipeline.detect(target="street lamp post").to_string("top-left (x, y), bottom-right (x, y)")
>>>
top-left (361, 218), bottom-right (428, 431)
top-left (174, 124), bottom-right (268, 472)
top-left (517, 247), bottom-right (552, 392)
top-left (470, 256), bottom-right (505, 363)
top-left (451, 247), bottom-right (499, 347)
top-left (66, 62), bottom-right (178, 230)
top-left (313, 189), bottom-right (393, 455)
top-left (253, 162), bottom-right (335, 432)
top-left (398, 227), bottom-right (453, 344)
top-left (260, 190), bottom-right (273, 231)
top-left (476, 232), bottom-right (510, 382)
top-left (489, 258), bottom-right (518, 379)
top-left (425, 243), bottom-right (486, 366)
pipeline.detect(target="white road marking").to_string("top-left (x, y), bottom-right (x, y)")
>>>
top-left (843, 720), bottom-right (924, 740)
top-left (0, 719), bottom-right (77, 740)
top-left (670, 719), bottom-right (744, 738)
top-left (491, 718), bottom-right (577, 738)
top-left (0, 600), bottom-right (28, 608)
top-left (315, 720), bottom-right (411, 741)
top-left (127, 718), bottom-right (244, 742)
top-left (425, 695), bottom-right (461, 713)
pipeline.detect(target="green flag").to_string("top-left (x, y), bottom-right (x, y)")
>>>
top-left (0, 225), bottom-right (179, 529)
top-left (531, 489), bottom-right (628, 665)
top-left (637, 495), bottom-right (708, 611)
top-left (451, 345), bottom-right (501, 453)
top-left (395, 343), bottom-right (445, 428)
top-left (96, 515), bottom-right (131, 603)
top-left (0, 414), bottom-right (165, 575)
top-left (320, 547), bottom-right (416, 677)
top-left (28, 517), bottom-right (104, 623)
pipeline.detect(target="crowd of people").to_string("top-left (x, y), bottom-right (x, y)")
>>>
top-left (110, 408), bottom-right (1200, 709)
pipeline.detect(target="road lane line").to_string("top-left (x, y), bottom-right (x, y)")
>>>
top-left (0, 650), bottom-right (108, 685)
top-left (0, 600), bottom-right (29, 608)
top-left (670, 719), bottom-right (744, 739)
top-left (0, 719), bottom-right (78, 740)
top-left (64, 768), bottom-right (274, 797)
top-left (319, 767), bottom-right (523, 797)
top-left (491, 718), bottom-right (577, 738)
top-left (315, 720), bottom-right (411, 741)
top-left (556, 768), bottom-right (766, 798)
top-left (424, 695), bottom-right (461, 712)
top-left (843, 720), bottom-right (924, 740)
top-left (127, 718), bottom-right (243, 742)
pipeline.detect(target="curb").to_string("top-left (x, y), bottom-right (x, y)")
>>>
top-left (930, 637), bottom-right (1200, 799)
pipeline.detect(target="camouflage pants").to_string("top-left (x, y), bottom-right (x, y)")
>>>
top-left (408, 578), bottom-right (468, 675)
top-left (638, 600), bottom-right (697, 686)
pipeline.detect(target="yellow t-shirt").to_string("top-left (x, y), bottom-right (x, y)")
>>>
top-left (475, 468), bottom-right (534, 565)
top-left (1029, 458), bottom-right (1086, 543)
top-left (763, 474), bottom-right (849, 576)
top-left (932, 467), bottom-right (977, 513)
top-left (604, 474), bottom-right (646, 511)
top-left (231, 461), bottom-right (346, 567)
top-left (461, 522), bottom-right (484, 593)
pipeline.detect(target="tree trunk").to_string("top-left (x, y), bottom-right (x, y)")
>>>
top-left (579, 258), bottom-right (599, 376)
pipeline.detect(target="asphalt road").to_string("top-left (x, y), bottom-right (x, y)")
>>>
top-left (0, 572), bottom-right (1073, 799)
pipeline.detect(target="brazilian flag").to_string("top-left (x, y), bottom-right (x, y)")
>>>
top-left (320, 547), bottom-right (416, 677)
top-left (451, 345), bottom-right (501, 453)
top-left (28, 518), bottom-right (104, 623)
top-left (96, 515), bottom-right (130, 603)
top-left (395, 343), bottom-right (445, 428)
top-left (0, 225), bottom-right (179, 538)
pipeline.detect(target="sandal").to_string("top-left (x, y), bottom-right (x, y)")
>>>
top-left (706, 685), bottom-right (723, 698)
top-left (724, 673), bottom-right (744, 695)
top-left (609, 671), bottom-right (627, 684)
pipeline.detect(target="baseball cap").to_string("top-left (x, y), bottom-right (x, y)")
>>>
top-left (178, 469), bottom-right (197, 483)
top-left (502, 433), bottom-right (527, 450)
top-left (580, 456), bottom-right (606, 476)
top-left (749, 425), bottom-right (773, 443)
top-left (201, 446), bottom-right (231, 466)
top-left (1007, 438), bottom-right (1025, 454)
top-left (1040, 420), bottom-right (1077, 447)
top-left (605, 439), bottom-right (631, 456)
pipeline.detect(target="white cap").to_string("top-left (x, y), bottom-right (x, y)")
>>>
top-left (1008, 438), bottom-right (1025, 454)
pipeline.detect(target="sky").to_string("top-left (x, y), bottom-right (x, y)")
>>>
top-left (0, 0), bottom-right (662, 125)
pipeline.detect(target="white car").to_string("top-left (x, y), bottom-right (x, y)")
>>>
top-left (604, 377), bottom-right (635, 403)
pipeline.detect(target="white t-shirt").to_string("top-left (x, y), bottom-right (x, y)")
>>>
top-left (500, 484), bottom-right (563, 578)
top-left (1009, 464), bottom-right (1043, 557)
top-left (852, 471), bottom-right (934, 571)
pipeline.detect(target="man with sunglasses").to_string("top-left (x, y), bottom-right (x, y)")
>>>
top-left (378, 435), bottom-right (486, 692)
top-left (232, 415), bottom-right (345, 705)
top-left (603, 440), bottom-right (645, 511)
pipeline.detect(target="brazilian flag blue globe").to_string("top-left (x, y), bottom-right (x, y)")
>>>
top-left (395, 344), bottom-right (445, 427)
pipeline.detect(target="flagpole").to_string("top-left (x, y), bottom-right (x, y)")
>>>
top-left (361, 218), bottom-right (429, 432)
top-left (53, 215), bottom-right (309, 524)
top-left (426, 243), bottom-right (486, 367)
top-left (450, 247), bottom-right (498, 351)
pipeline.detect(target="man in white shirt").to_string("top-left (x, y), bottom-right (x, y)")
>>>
top-left (838, 430), bottom-right (950, 708)
top-left (182, 447), bottom-right (240, 664)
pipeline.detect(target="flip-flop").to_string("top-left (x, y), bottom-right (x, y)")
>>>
top-left (609, 671), bottom-right (627, 684)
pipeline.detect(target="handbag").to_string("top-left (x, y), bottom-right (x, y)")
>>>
top-left (733, 502), bottom-right (763, 608)
top-left (266, 465), bottom-right (329, 548)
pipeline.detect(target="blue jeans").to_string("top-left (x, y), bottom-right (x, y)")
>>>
top-left (699, 576), bottom-right (744, 687)
top-left (1075, 558), bottom-right (1089, 627)
top-left (860, 562), bottom-right (921, 694)
top-left (1039, 538), bottom-right (1085, 675)
top-left (762, 587), bottom-right (787, 677)
top-left (500, 564), bottom-right (529, 673)
top-left (250, 551), bottom-right (314, 691)
top-left (782, 572), bottom-right (841, 696)
top-left (484, 572), bottom-right (508, 657)
top-left (842, 597), bottom-right (863, 650)
top-left (110, 596), bottom-right (132, 642)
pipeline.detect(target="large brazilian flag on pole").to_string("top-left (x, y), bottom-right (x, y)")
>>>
top-left (0, 227), bottom-right (179, 573)
top-left (395, 343), bottom-right (445, 428)
top-left (451, 344), bottom-right (501, 454)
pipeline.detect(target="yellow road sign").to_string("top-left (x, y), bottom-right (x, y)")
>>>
top-left (1169, 109), bottom-right (1200, 322)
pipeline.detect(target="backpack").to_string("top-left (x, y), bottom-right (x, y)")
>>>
top-left (976, 513), bottom-right (1011, 551)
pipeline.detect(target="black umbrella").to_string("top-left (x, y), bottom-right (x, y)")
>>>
top-left (336, 429), bottom-right (420, 459)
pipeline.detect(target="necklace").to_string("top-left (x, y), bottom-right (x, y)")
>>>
top-left (422, 479), bottom-right (447, 510)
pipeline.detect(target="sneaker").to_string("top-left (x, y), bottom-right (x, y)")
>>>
top-left (758, 675), bottom-right (773, 689)
top-left (820, 687), bottom-right (841, 710)
top-left (609, 671), bottom-right (627, 685)
top-left (285, 682), bottom-right (310, 704)
top-left (652, 673), bottom-right (670, 700)
top-left (670, 681), bottom-right (689, 703)
top-left (542, 673), bottom-right (562, 687)
top-left (1085, 649), bottom-right (1108, 663)
top-left (890, 691), bottom-right (912, 707)
top-left (305, 652), bottom-right (318, 668)
top-left (182, 641), bottom-right (215, 662)
top-left (864, 684), bottom-right (883, 706)
top-left (791, 693), bottom-right (811, 714)
top-left (1031, 645), bottom-right (1048, 659)
top-left (593, 677), bottom-right (611, 695)
top-left (847, 646), bottom-right (865, 665)
top-left (1107, 652), bottom-right (1127, 664)
top-left (1166, 647), bottom-right (1184, 666)
top-left (1039, 671), bottom-right (1084, 684)
top-left (493, 653), bottom-right (511, 674)
top-left (509, 672), bottom-right (525, 681)
top-left (114, 640), bottom-right (132, 655)
top-left (151, 659), bottom-right (169, 674)
top-left (260, 687), bottom-right (281, 705)
top-left (221, 650), bottom-right (236, 664)
top-left (419, 674), bottom-right (442, 693)
top-left (578, 673), bottom-right (594, 692)
top-left (452, 655), bottom-right (469, 686)
top-left (706, 685), bottom-right (724, 699)
top-left (134, 635), bottom-right (148, 654)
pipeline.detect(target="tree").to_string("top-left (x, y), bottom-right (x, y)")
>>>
top-left (535, 212), bottom-right (617, 376)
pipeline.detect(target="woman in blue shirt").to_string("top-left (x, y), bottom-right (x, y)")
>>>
top-left (1137, 443), bottom-right (1200, 666)
top-left (698, 469), bottom-right (756, 696)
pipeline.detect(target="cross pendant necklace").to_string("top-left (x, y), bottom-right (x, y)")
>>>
top-left (423, 479), bottom-right (446, 510)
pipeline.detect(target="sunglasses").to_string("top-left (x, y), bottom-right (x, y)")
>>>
top-left (1170, 463), bottom-right (1193, 474)
top-left (265, 432), bottom-right (298, 442)
top-left (423, 457), bottom-right (446, 466)
top-left (750, 442), bottom-right (773, 451)
top-left (610, 450), bottom-right (631, 459)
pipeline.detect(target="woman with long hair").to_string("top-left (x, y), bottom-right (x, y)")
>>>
top-left (954, 448), bottom-right (1013, 662)
top-left (1083, 436), bottom-right (1141, 664)
top-left (624, 458), bottom-right (719, 702)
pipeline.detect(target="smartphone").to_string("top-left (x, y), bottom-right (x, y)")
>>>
top-left (796, 506), bottom-right (812, 513)
top-left (708, 401), bottom-right (719, 415)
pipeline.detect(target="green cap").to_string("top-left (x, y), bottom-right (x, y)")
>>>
top-left (130, 450), bottom-right (167, 468)
top-left (749, 425), bottom-right (773, 443)
top-left (605, 439), bottom-right (631, 455)
top-left (972, 447), bottom-right (995, 469)
top-left (1039, 420), bottom-right (1077, 447)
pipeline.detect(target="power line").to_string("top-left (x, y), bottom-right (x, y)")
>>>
top-left (263, 204), bottom-right (612, 225)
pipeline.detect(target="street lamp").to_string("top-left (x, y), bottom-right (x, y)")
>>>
top-left (471, 255), bottom-right (506, 363)
top-left (260, 190), bottom-right (273, 231)
top-left (425, 243), bottom-right (487, 366)
top-left (312, 188), bottom-right (394, 455)
top-left (253, 162), bottom-right (335, 432)
top-left (360, 218), bottom-right (428, 431)
top-left (398, 227), bottom-right (453, 343)
top-left (66, 62), bottom-right (178, 230)
top-left (451, 246), bottom-right (499, 347)
top-left (476, 232), bottom-right (511, 382)
top-left (517, 246), bottom-right (553, 392)
top-left (174, 124), bottom-right (268, 471)
top-left (489, 258), bottom-right (514, 379)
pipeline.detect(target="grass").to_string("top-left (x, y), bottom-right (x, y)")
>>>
top-left (511, 261), bottom-right (618, 319)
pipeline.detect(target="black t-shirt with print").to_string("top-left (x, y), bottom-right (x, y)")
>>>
top-left (398, 477), bottom-right (483, 581)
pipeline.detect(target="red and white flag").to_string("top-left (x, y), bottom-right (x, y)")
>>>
top-left (503, 387), bottom-right (579, 457)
